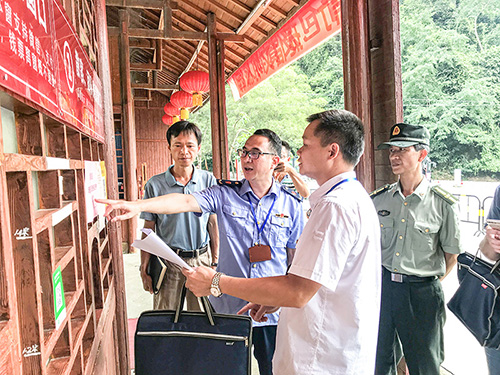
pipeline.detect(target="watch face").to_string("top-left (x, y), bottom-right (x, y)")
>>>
top-left (210, 286), bottom-right (221, 297)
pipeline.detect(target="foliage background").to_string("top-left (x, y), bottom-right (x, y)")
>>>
top-left (192, 0), bottom-right (500, 179)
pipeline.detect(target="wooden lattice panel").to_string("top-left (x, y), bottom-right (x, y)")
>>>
top-left (0, 95), bottom-right (114, 375)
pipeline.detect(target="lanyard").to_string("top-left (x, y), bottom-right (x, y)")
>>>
top-left (307, 177), bottom-right (356, 219)
top-left (324, 177), bottom-right (356, 196)
top-left (247, 195), bottom-right (277, 241)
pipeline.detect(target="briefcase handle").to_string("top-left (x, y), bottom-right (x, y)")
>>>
top-left (174, 283), bottom-right (215, 326)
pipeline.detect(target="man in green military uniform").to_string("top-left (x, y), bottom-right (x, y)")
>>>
top-left (371, 123), bottom-right (463, 375)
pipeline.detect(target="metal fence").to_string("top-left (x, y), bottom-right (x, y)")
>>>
top-left (453, 194), bottom-right (494, 236)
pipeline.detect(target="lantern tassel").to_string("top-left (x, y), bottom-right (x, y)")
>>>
top-left (193, 93), bottom-right (203, 106)
top-left (180, 108), bottom-right (189, 120)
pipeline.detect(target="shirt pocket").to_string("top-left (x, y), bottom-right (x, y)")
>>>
top-left (379, 217), bottom-right (394, 249)
top-left (221, 205), bottom-right (249, 238)
top-left (412, 221), bottom-right (440, 251)
top-left (269, 215), bottom-right (290, 248)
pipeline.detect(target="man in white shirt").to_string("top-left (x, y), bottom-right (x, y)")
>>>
top-left (183, 109), bottom-right (382, 375)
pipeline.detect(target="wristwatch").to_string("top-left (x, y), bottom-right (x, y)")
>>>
top-left (210, 262), bottom-right (218, 267)
top-left (210, 272), bottom-right (223, 298)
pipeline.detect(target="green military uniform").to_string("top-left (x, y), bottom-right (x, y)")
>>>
top-left (372, 123), bottom-right (463, 375)
top-left (372, 179), bottom-right (462, 277)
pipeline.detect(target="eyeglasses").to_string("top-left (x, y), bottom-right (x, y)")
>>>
top-left (237, 149), bottom-right (276, 160)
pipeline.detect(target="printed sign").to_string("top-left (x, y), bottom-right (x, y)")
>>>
top-left (53, 266), bottom-right (66, 329)
top-left (0, 0), bottom-right (104, 142)
top-left (84, 160), bottom-right (106, 225)
top-left (228, 0), bottom-right (341, 100)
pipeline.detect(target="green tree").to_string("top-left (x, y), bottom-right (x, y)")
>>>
top-left (193, 67), bottom-right (327, 173)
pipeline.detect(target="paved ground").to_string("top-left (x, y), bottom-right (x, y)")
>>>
top-left (123, 180), bottom-right (497, 375)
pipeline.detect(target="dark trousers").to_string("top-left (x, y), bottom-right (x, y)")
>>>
top-left (253, 325), bottom-right (277, 375)
top-left (375, 268), bottom-right (445, 375)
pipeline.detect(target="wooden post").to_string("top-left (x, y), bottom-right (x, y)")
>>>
top-left (96, 0), bottom-right (129, 373)
top-left (119, 9), bottom-right (138, 250)
top-left (207, 12), bottom-right (221, 179)
top-left (217, 36), bottom-right (230, 179)
top-left (341, 0), bottom-right (375, 191)
top-left (207, 12), bottom-right (230, 179)
top-left (368, 0), bottom-right (403, 187)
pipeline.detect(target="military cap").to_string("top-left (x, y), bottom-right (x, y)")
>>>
top-left (377, 123), bottom-right (430, 150)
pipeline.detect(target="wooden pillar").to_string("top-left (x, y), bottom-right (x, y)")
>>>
top-left (341, 0), bottom-right (375, 191)
top-left (368, 0), bottom-right (403, 187)
top-left (96, 0), bottom-right (129, 374)
top-left (119, 9), bottom-right (138, 250)
top-left (207, 12), bottom-right (230, 179)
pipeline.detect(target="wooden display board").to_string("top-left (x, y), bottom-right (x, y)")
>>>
top-left (0, 93), bottom-right (118, 374)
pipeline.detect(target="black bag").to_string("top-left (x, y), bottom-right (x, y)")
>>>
top-left (447, 252), bottom-right (500, 348)
top-left (135, 285), bottom-right (253, 374)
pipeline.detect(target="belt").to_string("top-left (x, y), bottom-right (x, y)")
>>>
top-left (384, 268), bottom-right (437, 283)
top-left (173, 245), bottom-right (208, 259)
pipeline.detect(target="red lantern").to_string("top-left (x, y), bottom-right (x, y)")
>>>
top-left (162, 114), bottom-right (173, 125)
top-left (179, 70), bottom-right (210, 106)
top-left (170, 90), bottom-right (194, 120)
top-left (163, 102), bottom-right (180, 117)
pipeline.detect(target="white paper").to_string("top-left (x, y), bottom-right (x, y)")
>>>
top-left (132, 228), bottom-right (192, 270)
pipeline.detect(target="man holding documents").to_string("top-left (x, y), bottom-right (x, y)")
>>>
top-left (140, 120), bottom-right (219, 311)
top-left (181, 110), bottom-right (382, 375)
top-left (98, 128), bottom-right (304, 375)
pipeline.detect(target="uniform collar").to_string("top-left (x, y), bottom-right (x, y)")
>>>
top-left (165, 165), bottom-right (198, 187)
top-left (310, 171), bottom-right (356, 206)
top-left (394, 176), bottom-right (429, 200)
top-left (239, 178), bottom-right (279, 200)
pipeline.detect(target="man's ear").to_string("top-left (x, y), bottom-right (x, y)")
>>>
top-left (272, 155), bottom-right (280, 168)
top-left (418, 149), bottom-right (428, 162)
top-left (328, 143), bottom-right (340, 159)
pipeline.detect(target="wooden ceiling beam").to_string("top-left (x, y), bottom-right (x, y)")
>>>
top-left (229, 0), bottom-right (278, 29)
top-left (129, 39), bottom-right (156, 48)
top-left (268, 3), bottom-right (287, 18)
top-left (180, 0), bottom-right (265, 41)
top-left (131, 83), bottom-right (179, 90)
top-left (106, 0), bottom-right (178, 10)
top-left (202, 0), bottom-right (271, 36)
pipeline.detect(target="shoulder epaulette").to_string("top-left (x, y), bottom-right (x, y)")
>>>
top-left (217, 179), bottom-right (242, 188)
top-left (370, 184), bottom-right (392, 199)
top-left (281, 185), bottom-right (303, 202)
top-left (431, 185), bottom-right (458, 205)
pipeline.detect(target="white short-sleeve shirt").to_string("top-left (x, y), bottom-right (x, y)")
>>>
top-left (273, 172), bottom-right (382, 375)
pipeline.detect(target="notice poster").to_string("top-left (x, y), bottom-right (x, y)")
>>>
top-left (53, 266), bottom-right (66, 329)
top-left (228, 0), bottom-right (341, 100)
top-left (84, 161), bottom-right (106, 226)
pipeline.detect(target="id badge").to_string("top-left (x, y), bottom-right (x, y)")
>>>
top-left (248, 244), bottom-right (272, 263)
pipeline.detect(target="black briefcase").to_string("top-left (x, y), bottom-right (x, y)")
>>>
top-left (135, 285), bottom-right (253, 374)
top-left (447, 252), bottom-right (500, 348)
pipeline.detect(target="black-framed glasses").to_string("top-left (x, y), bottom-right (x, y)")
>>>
top-left (237, 149), bottom-right (276, 160)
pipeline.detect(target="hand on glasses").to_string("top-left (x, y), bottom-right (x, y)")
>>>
top-left (237, 149), bottom-right (276, 160)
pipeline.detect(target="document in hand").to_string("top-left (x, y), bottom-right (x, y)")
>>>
top-left (132, 228), bottom-right (192, 270)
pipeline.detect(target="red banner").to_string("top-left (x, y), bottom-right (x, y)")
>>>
top-left (228, 0), bottom-right (341, 100)
top-left (0, 0), bottom-right (104, 143)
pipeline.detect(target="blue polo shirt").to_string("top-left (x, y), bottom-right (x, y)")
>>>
top-left (140, 166), bottom-right (216, 250)
top-left (192, 179), bottom-right (305, 326)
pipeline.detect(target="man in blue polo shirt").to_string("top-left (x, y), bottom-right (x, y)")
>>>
top-left (139, 121), bottom-right (219, 311)
top-left (98, 128), bottom-right (305, 375)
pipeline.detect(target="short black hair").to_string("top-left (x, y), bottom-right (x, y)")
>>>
top-left (281, 140), bottom-right (291, 155)
top-left (252, 129), bottom-right (282, 156)
top-left (306, 110), bottom-right (365, 166)
top-left (166, 121), bottom-right (202, 146)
